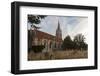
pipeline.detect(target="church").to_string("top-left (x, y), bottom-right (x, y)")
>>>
top-left (28, 21), bottom-right (63, 52)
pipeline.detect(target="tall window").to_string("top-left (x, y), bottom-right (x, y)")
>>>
top-left (55, 43), bottom-right (56, 48)
top-left (49, 42), bottom-right (52, 48)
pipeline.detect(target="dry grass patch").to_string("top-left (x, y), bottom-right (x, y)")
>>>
top-left (28, 50), bottom-right (88, 61)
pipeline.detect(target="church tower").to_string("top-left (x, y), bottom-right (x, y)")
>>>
top-left (56, 21), bottom-right (62, 39)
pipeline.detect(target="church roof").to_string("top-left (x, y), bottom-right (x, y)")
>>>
top-left (29, 30), bottom-right (62, 42)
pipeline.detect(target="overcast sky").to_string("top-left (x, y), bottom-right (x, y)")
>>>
top-left (28, 15), bottom-right (88, 43)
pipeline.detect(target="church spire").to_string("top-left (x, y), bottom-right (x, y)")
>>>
top-left (56, 21), bottom-right (62, 39)
top-left (57, 21), bottom-right (60, 30)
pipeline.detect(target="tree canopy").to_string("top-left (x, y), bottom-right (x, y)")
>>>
top-left (62, 35), bottom-right (74, 50)
top-left (28, 15), bottom-right (46, 24)
top-left (62, 34), bottom-right (88, 50)
top-left (73, 34), bottom-right (87, 50)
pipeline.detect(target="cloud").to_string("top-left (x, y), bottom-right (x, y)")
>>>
top-left (69, 17), bottom-right (88, 42)
top-left (39, 16), bottom-right (58, 35)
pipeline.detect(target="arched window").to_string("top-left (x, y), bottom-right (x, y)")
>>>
top-left (49, 42), bottom-right (52, 48)
top-left (55, 43), bottom-right (56, 48)
top-left (34, 38), bottom-right (38, 45)
top-left (44, 40), bottom-right (46, 47)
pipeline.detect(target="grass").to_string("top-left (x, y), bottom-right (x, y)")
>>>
top-left (28, 50), bottom-right (88, 61)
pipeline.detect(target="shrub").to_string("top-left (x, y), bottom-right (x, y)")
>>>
top-left (32, 45), bottom-right (45, 53)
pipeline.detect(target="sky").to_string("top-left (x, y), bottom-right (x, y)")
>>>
top-left (28, 15), bottom-right (88, 43)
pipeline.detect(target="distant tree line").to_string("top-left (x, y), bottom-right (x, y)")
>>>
top-left (62, 34), bottom-right (88, 51)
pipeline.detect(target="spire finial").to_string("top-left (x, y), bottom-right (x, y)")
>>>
top-left (57, 20), bottom-right (60, 30)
